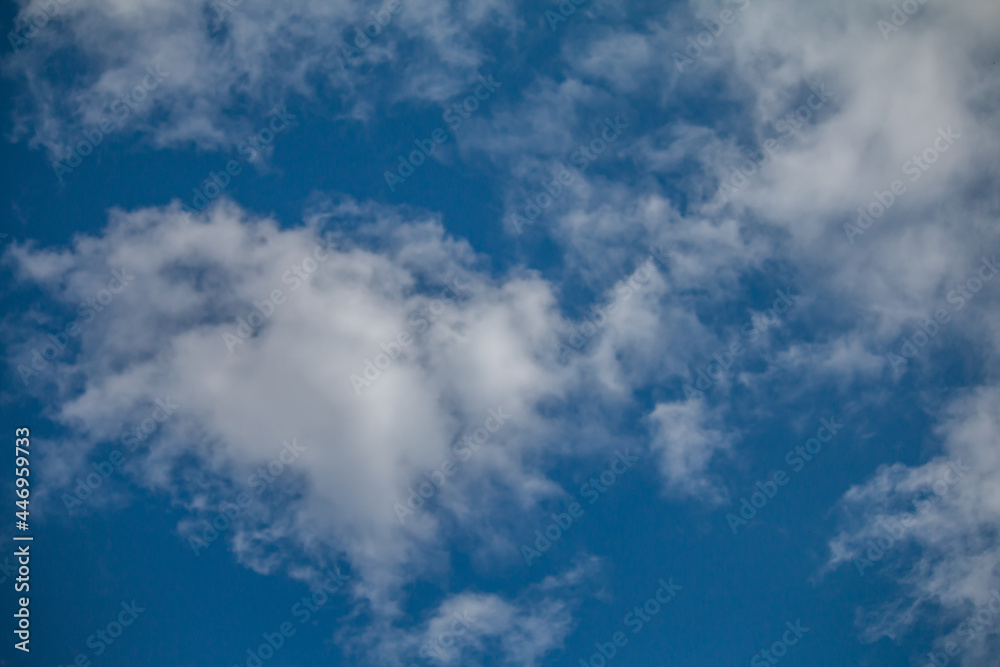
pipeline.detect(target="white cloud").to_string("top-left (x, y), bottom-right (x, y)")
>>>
top-left (648, 398), bottom-right (733, 502)
top-left (349, 556), bottom-right (599, 666)
top-left (5, 198), bottom-right (583, 616)
top-left (3, 0), bottom-right (515, 156)
top-left (826, 386), bottom-right (1000, 662)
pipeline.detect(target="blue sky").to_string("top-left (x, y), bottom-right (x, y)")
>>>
top-left (2, 0), bottom-right (1000, 666)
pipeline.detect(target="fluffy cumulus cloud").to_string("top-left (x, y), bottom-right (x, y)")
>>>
top-left (5, 197), bottom-right (568, 582)
top-left (2, 196), bottom-right (630, 663)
